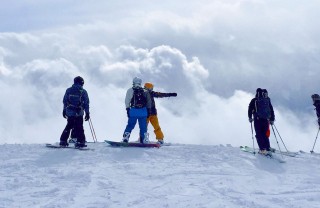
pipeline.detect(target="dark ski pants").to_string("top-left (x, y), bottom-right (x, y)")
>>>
top-left (254, 118), bottom-right (270, 151)
top-left (124, 116), bottom-right (147, 141)
top-left (60, 116), bottom-right (85, 144)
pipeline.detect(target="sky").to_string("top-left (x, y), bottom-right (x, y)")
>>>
top-left (1, 0), bottom-right (320, 151)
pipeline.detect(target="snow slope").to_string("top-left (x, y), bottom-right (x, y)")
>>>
top-left (1, 142), bottom-right (320, 208)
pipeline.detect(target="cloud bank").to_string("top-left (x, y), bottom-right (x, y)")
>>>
top-left (0, 0), bottom-right (320, 151)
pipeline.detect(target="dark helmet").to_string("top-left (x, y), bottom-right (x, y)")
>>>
top-left (74, 76), bottom-right (84, 86)
top-left (312, 94), bottom-right (320, 103)
top-left (262, 89), bottom-right (268, 98)
top-left (255, 88), bottom-right (262, 98)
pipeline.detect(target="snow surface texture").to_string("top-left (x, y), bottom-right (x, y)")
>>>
top-left (1, 143), bottom-right (320, 208)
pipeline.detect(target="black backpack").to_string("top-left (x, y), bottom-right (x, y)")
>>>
top-left (68, 88), bottom-right (83, 111)
top-left (255, 97), bottom-right (271, 119)
top-left (131, 88), bottom-right (147, 108)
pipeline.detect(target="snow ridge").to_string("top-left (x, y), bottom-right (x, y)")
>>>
top-left (1, 143), bottom-right (320, 208)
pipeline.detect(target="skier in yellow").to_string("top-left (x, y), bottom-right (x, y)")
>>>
top-left (144, 82), bottom-right (177, 144)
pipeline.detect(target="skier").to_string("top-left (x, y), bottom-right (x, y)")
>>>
top-left (59, 76), bottom-right (90, 148)
top-left (144, 82), bottom-right (177, 144)
top-left (122, 77), bottom-right (152, 143)
top-left (311, 94), bottom-right (320, 127)
top-left (248, 88), bottom-right (275, 155)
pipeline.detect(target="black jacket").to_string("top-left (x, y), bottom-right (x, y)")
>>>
top-left (313, 101), bottom-right (320, 118)
top-left (248, 97), bottom-right (275, 121)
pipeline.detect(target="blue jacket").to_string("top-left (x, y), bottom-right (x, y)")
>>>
top-left (63, 84), bottom-right (90, 117)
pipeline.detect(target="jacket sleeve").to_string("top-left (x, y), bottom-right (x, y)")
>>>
top-left (125, 88), bottom-right (134, 108)
top-left (82, 90), bottom-right (90, 114)
top-left (63, 89), bottom-right (69, 110)
top-left (269, 99), bottom-right (275, 121)
top-left (248, 98), bottom-right (255, 119)
top-left (152, 91), bottom-right (170, 98)
top-left (315, 104), bottom-right (320, 118)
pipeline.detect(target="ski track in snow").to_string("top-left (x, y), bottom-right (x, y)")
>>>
top-left (0, 143), bottom-right (320, 208)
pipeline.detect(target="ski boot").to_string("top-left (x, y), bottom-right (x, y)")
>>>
top-left (75, 142), bottom-right (87, 148)
top-left (122, 132), bottom-right (130, 143)
top-left (140, 133), bottom-right (149, 144)
top-left (157, 139), bottom-right (164, 145)
top-left (59, 141), bottom-right (69, 147)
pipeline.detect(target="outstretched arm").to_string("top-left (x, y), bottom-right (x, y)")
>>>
top-left (152, 91), bottom-right (177, 98)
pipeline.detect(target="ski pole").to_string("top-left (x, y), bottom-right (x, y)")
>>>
top-left (88, 118), bottom-right (98, 142)
top-left (273, 124), bottom-right (289, 152)
top-left (251, 122), bottom-right (256, 154)
top-left (310, 127), bottom-right (320, 153)
top-left (271, 124), bottom-right (284, 160)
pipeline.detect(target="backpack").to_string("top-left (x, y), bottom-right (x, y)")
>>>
top-left (131, 88), bottom-right (147, 108)
top-left (68, 88), bottom-right (83, 111)
top-left (255, 97), bottom-right (271, 119)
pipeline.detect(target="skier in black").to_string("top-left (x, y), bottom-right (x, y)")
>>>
top-left (311, 94), bottom-right (320, 127)
top-left (248, 88), bottom-right (275, 155)
top-left (59, 76), bottom-right (90, 148)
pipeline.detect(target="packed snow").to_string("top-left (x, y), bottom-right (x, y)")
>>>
top-left (1, 142), bottom-right (320, 208)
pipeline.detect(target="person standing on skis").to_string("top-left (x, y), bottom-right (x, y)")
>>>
top-left (144, 82), bottom-right (177, 144)
top-left (311, 94), bottom-right (320, 127)
top-left (59, 76), bottom-right (90, 148)
top-left (122, 77), bottom-right (152, 143)
top-left (248, 88), bottom-right (275, 155)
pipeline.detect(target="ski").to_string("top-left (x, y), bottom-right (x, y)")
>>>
top-left (242, 145), bottom-right (298, 157)
top-left (240, 146), bottom-right (286, 163)
top-left (272, 149), bottom-right (299, 157)
top-left (104, 140), bottom-right (160, 148)
top-left (45, 143), bottom-right (93, 151)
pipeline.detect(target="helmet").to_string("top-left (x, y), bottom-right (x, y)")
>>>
top-left (74, 76), bottom-right (84, 86)
top-left (312, 94), bottom-right (320, 102)
top-left (262, 89), bottom-right (268, 98)
top-left (144, 82), bottom-right (154, 90)
top-left (255, 88), bottom-right (262, 98)
top-left (132, 77), bottom-right (142, 87)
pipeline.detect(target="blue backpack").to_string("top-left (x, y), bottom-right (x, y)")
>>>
top-left (68, 88), bottom-right (83, 111)
top-left (255, 97), bottom-right (271, 119)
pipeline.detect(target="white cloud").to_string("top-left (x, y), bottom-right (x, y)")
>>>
top-left (0, 0), bottom-right (319, 152)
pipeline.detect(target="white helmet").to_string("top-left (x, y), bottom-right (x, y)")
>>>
top-left (132, 77), bottom-right (142, 87)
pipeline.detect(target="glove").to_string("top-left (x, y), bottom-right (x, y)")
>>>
top-left (270, 120), bottom-right (274, 125)
top-left (126, 108), bottom-right (130, 118)
top-left (248, 118), bottom-right (253, 123)
top-left (147, 108), bottom-right (152, 117)
top-left (63, 109), bottom-right (67, 118)
top-left (169, 93), bottom-right (177, 97)
top-left (85, 113), bottom-right (90, 121)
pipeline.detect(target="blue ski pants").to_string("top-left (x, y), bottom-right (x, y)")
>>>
top-left (124, 116), bottom-right (147, 140)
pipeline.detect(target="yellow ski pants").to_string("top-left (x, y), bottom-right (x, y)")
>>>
top-left (147, 115), bottom-right (164, 141)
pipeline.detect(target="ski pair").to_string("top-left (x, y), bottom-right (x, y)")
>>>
top-left (45, 143), bottom-right (92, 151)
top-left (240, 146), bottom-right (286, 163)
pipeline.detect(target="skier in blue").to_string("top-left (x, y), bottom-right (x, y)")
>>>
top-left (122, 77), bottom-right (152, 143)
top-left (248, 88), bottom-right (275, 155)
top-left (59, 76), bottom-right (90, 148)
